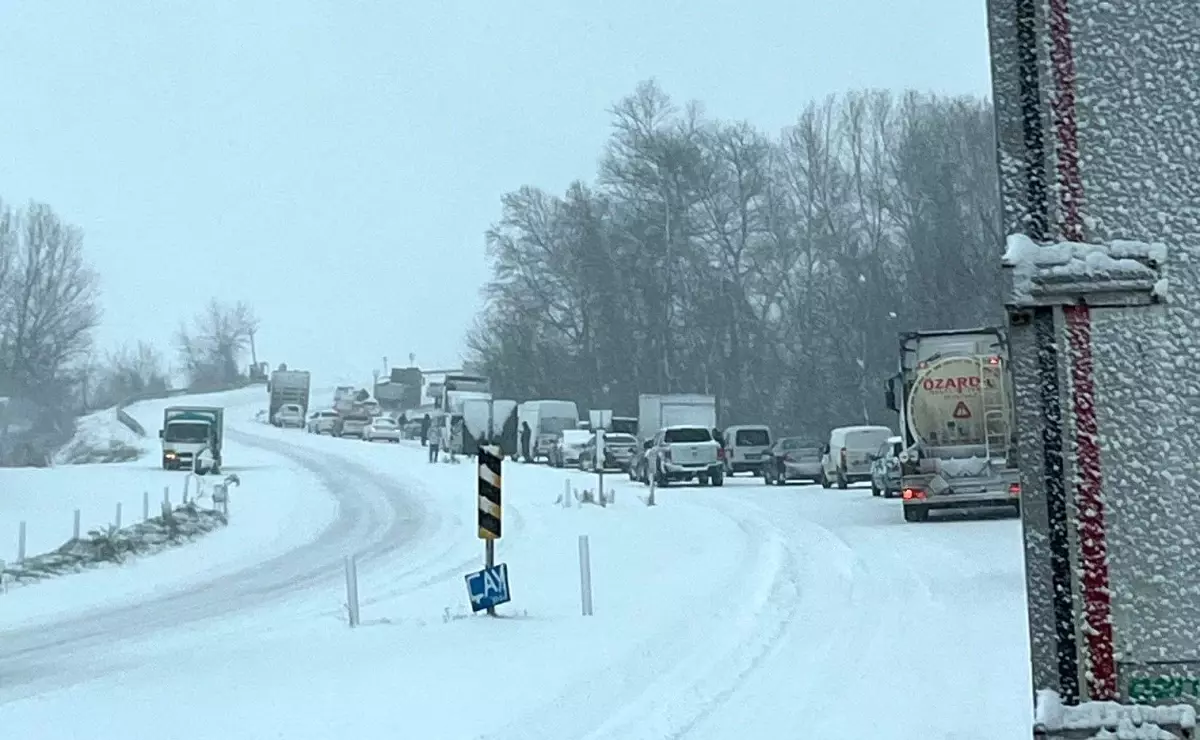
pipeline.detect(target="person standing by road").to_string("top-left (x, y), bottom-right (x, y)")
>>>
top-left (520, 421), bottom-right (532, 462)
top-left (428, 418), bottom-right (440, 462)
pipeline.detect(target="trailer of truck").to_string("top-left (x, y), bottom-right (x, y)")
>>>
top-left (159, 406), bottom-right (224, 472)
top-left (987, 0), bottom-right (1194, 731)
top-left (269, 369), bottom-right (311, 425)
top-left (637, 394), bottom-right (717, 441)
top-left (885, 327), bottom-right (1020, 523)
top-left (517, 400), bottom-right (580, 461)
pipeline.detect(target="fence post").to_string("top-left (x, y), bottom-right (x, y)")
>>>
top-left (17, 521), bottom-right (26, 564)
top-left (114, 502), bottom-right (122, 529)
top-left (578, 534), bottom-right (593, 616)
top-left (143, 491), bottom-right (150, 522)
top-left (344, 555), bottom-right (361, 627)
top-left (73, 509), bottom-right (81, 540)
top-left (563, 478), bottom-right (573, 509)
top-left (163, 485), bottom-right (171, 509)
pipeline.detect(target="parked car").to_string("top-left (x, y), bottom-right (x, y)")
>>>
top-left (549, 429), bottom-right (592, 467)
top-left (306, 409), bottom-right (340, 434)
top-left (363, 416), bottom-right (402, 443)
top-left (628, 438), bottom-right (655, 482)
top-left (721, 424), bottom-right (773, 476)
top-left (273, 403), bottom-right (305, 429)
top-left (820, 425), bottom-right (894, 489)
top-left (645, 425), bottom-right (725, 487)
top-left (578, 432), bottom-right (639, 471)
top-left (338, 413), bottom-right (371, 439)
top-left (764, 437), bottom-right (824, 486)
top-left (870, 435), bottom-right (905, 498)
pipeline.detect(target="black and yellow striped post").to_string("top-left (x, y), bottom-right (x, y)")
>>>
top-left (477, 444), bottom-right (503, 614)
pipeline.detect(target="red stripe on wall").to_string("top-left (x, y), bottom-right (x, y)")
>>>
top-left (1048, 0), bottom-right (1117, 701)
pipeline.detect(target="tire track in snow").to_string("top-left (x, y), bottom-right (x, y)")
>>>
top-left (0, 427), bottom-right (455, 703)
top-left (476, 492), bottom-right (808, 740)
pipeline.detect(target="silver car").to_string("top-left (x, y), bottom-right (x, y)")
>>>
top-left (338, 414), bottom-right (370, 439)
top-left (764, 438), bottom-right (824, 486)
top-left (363, 416), bottom-right (401, 443)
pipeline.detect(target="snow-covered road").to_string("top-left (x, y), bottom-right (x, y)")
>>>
top-left (0, 397), bottom-right (1031, 739)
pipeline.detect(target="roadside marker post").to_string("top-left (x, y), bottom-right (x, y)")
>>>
top-left (475, 444), bottom-right (504, 616)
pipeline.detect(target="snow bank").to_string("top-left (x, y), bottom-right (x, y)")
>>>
top-left (1034, 689), bottom-right (1196, 739)
top-left (0, 499), bottom-right (228, 588)
top-left (1002, 234), bottom-right (1167, 305)
top-left (53, 407), bottom-right (147, 465)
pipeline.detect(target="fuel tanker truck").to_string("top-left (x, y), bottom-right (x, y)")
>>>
top-left (987, 0), bottom-right (1195, 735)
top-left (884, 327), bottom-right (1020, 523)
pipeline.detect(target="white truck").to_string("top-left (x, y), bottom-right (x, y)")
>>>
top-left (517, 399), bottom-right (580, 462)
top-left (884, 327), bottom-right (1021, 523)
top-left (436, 373), bottom-right (491, 454)
top-left (269, 368), bottom-right (311, 426)
top-left (636, 393), bottom-right (717, 442)
top-left (159, 406), bottom-right (224, 473)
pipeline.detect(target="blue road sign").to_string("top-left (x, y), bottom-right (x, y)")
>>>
top-left (465, 563), bottom-right (511, 613)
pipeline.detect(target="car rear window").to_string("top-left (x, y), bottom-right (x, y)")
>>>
top-left (735, 429), bottom-right (770, 446)
top-left (845, 429), bottom-right (892, 450)
top-left (605, 434), bottom-right (636, 444)
top-left (664, 427), bottom-right (712, 444)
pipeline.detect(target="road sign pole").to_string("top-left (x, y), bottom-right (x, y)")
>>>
top-left (485, 539), bottom-right (496, 616)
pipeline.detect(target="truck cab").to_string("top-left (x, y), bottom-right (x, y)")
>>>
top-left (160, 406), bottom-right (223, 473)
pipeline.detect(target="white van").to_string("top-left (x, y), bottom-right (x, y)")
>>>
top-left (721, 424), bottom-right (772, 476)
top-left (821, 425), bottom-right (893, 489)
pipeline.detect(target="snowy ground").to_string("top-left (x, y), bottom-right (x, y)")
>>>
top-left (0, 391), bottom-right (1033, 740)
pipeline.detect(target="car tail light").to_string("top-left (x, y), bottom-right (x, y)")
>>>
top-left (1009, 482), bottom-right (1021, 495)
top-left (902, 487), bottom-right (927, 501)
top-left (717, 447), bottom-right (725, 459)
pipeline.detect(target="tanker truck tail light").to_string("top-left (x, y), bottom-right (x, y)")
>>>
top-left (1009, 482), bottom-right (1021, 496)
top-left (902, 487), bottom-right (927, 501)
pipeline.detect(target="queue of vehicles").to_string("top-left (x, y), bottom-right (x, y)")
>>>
top-left (162, 325), bottom-right (1020, 525)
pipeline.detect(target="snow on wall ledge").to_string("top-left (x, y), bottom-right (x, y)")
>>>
top-left (1002, 234), bottom-right (1168, 307)
top-left (1034, 690), bottom-right (1197, 739)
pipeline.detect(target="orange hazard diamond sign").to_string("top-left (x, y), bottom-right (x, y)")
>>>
top-left (952, 401), bottom-right (972, 419)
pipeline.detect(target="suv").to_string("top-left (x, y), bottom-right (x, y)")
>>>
top-left (869, 436), bottom-right (905, 498)
top-left (646, 425), bottom-right (725, 487)
top-left (273, 404), bottom-right (305, 429)
top-left (306, 409), bottom-right (339, 434)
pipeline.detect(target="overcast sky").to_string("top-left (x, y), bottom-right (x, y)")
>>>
top-left (0, 0), bottom-right (991, 386)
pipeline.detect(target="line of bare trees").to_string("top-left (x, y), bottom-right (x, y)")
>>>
top-left (466, 81), bottom-right (1003, 438)
top-left (0, 198), bottom-right (262, 466)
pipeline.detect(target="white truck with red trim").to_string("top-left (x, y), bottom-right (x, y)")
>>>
top-left (988, 0), bottom-right (1194, 735)
top-left (884, 327), bottom-right (1020, 523)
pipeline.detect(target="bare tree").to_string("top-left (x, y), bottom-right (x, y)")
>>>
top-left (0, 199), bottom-right (101, 465)
top-left (466, 83), bottom-right (1003, 438)
top-left (175, 299), bottom-right (259, 390)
